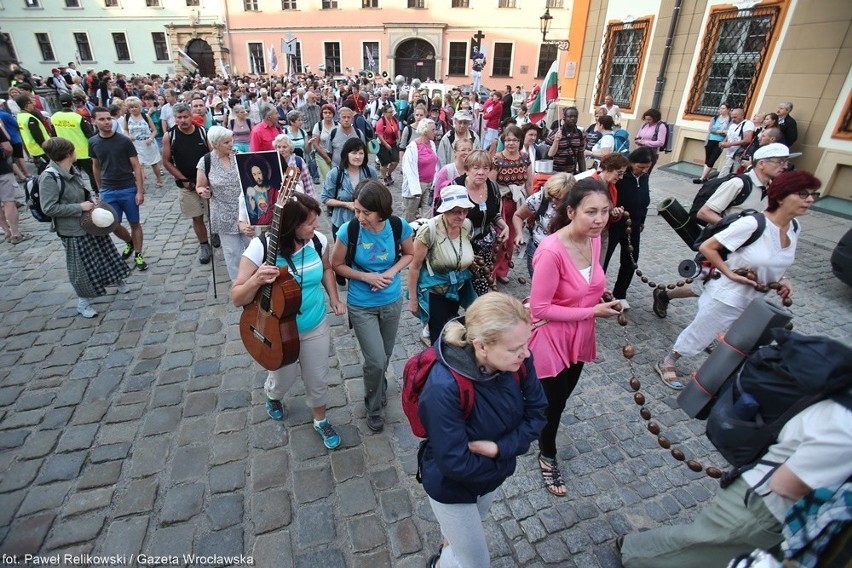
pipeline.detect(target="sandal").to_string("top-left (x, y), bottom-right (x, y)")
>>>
top-left (9, 233), bottom-right (33, 245)
top-left (497, 276), bottom-right (510, 285)
top-left (538, 453), bottom-right (567, 497)
top-left (655, 359), bottom-right (685, 390)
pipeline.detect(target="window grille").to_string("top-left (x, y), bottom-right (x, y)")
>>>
top-left (595, 18), bottom-right (651, 111)
top-left (687, 5), bottom-right (781, 116)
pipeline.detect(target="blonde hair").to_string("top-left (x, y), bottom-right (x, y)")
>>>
top-left (464, 149), bottom-right (493, 171)
top-left (543, 172), bottom-right (576, 201)
top-left (443, 293), bottom-right (530, 347)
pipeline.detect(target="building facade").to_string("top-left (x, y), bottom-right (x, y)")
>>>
top-left (222, 0), bottom-right (571, 91)
top-left (0, 0), bottom-right (226, 79)
top-left (569, 0), bottom-right (852, 200)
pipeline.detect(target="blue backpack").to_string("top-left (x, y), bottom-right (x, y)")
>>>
top-left (613, 128), bottom-right (630, 156)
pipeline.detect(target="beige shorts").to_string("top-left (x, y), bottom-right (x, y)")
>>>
top-left (0, 174), bottom-right (23, 202)
top-left (179, 187), bottom-right (206, 218)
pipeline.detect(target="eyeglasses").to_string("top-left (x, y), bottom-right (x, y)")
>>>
top-left (796, 190), bottom-right (820, 200)
top-left (503, 138), bottom-right (520, 143)
top-left (765, 158), bottom-right (788, 165)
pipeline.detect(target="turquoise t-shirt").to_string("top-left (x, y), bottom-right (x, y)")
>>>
top-left (337, 219), bottom-right (413, 308)
top-left (275, 233), bottom-right (327, 333)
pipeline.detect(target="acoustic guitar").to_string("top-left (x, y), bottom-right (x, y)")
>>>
top-left (240, 166), bottom-right (302, 370)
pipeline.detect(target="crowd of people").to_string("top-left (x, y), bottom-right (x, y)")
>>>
top-left (2, 66), bottom-right (844, 568)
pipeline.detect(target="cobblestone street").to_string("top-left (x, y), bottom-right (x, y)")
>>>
top-left (0, 166), bottom-right (850, 568)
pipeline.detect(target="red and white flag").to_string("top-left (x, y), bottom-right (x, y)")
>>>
top-left (528, 60), bottom-right (559, 124)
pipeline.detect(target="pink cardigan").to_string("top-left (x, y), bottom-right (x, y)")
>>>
top-left (528, 232), bottom-right (606, 379)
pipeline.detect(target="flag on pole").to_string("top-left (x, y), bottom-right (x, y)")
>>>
top-left (177, 49), bottom-right (199, 73)
top-left (220, 60), bottom-right (230, 79)
top-left (365, 45), bottom-right (375, 70)
top-left (528, 60), bottom-right (559, 124)
top-left (269, 46), bottom-right (278, 73)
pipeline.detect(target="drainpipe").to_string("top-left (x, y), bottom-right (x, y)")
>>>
top-left (651, 0), bottom-right (683, 110)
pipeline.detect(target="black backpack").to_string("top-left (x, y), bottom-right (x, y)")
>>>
top-left (344, 215), bottom-right (403, 274)
top-left (689, 211), bottom-right (799, 277)
top-left (653, 121), bottom-right (672, 153)
top-left (688, 173), bottom-right (754, 225)
top-left (706, 329), bottom-right (852, 477)
top-left (27, 169), bottom-right (66, 223)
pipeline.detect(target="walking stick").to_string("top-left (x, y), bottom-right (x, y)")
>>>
top-left (207, 201), bottom-right (218, 299)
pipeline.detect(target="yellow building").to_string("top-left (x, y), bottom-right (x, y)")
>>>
top-left (569, 0), bottom-right (852, 201)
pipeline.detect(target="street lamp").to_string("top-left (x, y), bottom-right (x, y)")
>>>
top-left (540, 8), bottom-right (570, 51)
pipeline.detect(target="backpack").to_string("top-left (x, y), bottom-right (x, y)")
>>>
top-left (706, 329), bottom-right (852, 477)
top-left (327, 164), bottom-right (374, 216)
top-left (687, 211), bottom-right (798, 281)
top-left (28, 169), bottom-right (66, 223)
top-left (168, 124), bottom-right (208, 148)
top-left (344, 215), bottom-right (403, 272)
top-left (329, 126), bottom-right (366, 147)
top-left (401, 345), bottom-right (526, 438)
top-left (353, 114), bottom-right (374, 141)
top-left (613, 128), bottom-right (631, 156)
top-left (652, 121), bottom-right (672, 153)
top-left (688, 173), bottom-right (754, 225)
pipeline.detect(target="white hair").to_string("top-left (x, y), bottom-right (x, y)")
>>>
top-left (207, 125), bottom-right (233, 147)
top-left (416, 118), bottom-right (436, 136)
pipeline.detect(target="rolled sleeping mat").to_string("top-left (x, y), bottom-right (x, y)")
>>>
top-left (657, 197), bottom-right (703, 250)
top-left (677, 299), bottom-right (792, 419)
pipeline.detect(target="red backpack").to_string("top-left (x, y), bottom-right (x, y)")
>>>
top-left (402, 346), bottom-right (526, 438)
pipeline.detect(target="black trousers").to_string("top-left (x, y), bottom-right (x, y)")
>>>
top-left (427, 292), bottom-right (461, 343)
top-left (603, 220), bottom-right (641, 300)
top-left (538, 363), bottom-right (585, 459)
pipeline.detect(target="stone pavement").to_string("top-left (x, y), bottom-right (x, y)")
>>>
top-left (0, 166), bottom-right (850, 568)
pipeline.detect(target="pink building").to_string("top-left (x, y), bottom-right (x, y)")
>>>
top-left (223, 0), bottom-right (572, 92)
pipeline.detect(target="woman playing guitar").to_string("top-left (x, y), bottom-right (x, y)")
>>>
top-left (231, 191), bottom-right (346, 449)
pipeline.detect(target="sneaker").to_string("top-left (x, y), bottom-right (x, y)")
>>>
top-left (210, 233), bottom-right (221, 248)
top-left (266, 397), bottom-right (285, 421)
top-left (420, 325), bottom-right (431, 347)
top-left (198, 243), bottom-right (212, 265)
top-left (314, 419), bottom-right (341, 449)
top-left (134, 253), bottom-right (149, 271)
top-left (121, 242), bottom-right (133, 260)
top-left (116, 280), bottom-right (130, 294)
top-left (652, 288), bottom-right (669, 319)
top-left (77, 299), bottom-right (98, 318)
top-left (692, 178), bottom-right (706, 184)
top-left (366, 415), bottom-right (384, 432)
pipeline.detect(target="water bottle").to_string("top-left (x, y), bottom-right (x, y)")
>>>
top-left (733, 391), bottom-right (759, 421)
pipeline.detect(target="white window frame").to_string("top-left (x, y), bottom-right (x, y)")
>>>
top-left (35, 32), bottom-right (56, 62)
top-left (446, 40), bottom-right (467, 76)
top-left (151, 32), bottom-right (170, 62)
top-left (491, 40), bottom-right (515, 78)
top-left (361, 40), bottom-right (380, 72)
top-left (112, 31), bottom-right (132, 63)
top-left (324, 41), bottom-right (341, 75)
top-left (247, 41), bottom-right (266, 74)
top-left (73, 31), bottom-right (95, 63)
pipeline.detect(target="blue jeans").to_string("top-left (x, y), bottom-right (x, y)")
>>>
top-left (348, 299), bottom-right (402, 416)
top-left (307, 155), bottom-right (319, 181)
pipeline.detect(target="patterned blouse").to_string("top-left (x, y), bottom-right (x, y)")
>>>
top-left (197, 153), bottom-right (241, 235)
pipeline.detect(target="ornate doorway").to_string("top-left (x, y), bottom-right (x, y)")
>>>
top-left (186, 38), bottom-right (215, 77)
top-left (394, 39), bottom-right (436, 82)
